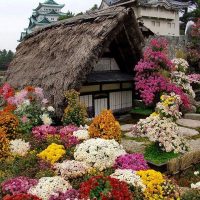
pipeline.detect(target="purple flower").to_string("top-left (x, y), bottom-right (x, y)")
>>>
top-left (49, 189), bottom-right (79, 200)
top-left (115, 153), bottom-right (149, 171)
top-left (32, 125), bottom-right (57, 140)
top-left (1, 176), bottom-right (38, 195)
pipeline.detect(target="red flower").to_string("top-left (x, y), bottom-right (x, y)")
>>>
top-left (3, 193), bottom-right (42, 200)
top-left (79, 176), bottom-right (132, 200)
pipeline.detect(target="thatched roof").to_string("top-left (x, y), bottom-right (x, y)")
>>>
top-left (6, 7), bottom-right (144, 116)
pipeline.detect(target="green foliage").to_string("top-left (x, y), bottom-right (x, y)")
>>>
top-left (15, 103), bottom-right (43, 134)
top-left (181, 0), bottom-right (200, 23)
top-left (59, 11), bottom-right (75, 20)
top-left (0, 151), bottom-right (38, 179)
top-left (35, 169), bottom-right (55, 179)
top-left (130, 107), bottom-right (154, 116)
top-left (90, 4), bottom-right (98, 11)
top-left (62, 89), bottom-right (87, 126)
top-left (0, 49), bottom-right (14, 71)
top-left (181, 190), bottom-right (200, 200)
top-left (144, 143), bottom-right (179, 165)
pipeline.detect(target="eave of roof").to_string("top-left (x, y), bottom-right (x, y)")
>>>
top-left (86, 71), bottom-right (133, 83)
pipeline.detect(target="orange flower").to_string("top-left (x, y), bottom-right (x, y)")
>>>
top-left (0, 112), bottom-right (19, 140)
top-left (89, 110), bottom-right (121, 141)
top-left (0, 128), bottom-right (10, 160)
top-left (25, 86), bottom-right (35, 92)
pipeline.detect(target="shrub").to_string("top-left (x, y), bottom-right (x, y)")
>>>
top-left (114, 153), bottom-right (149, 171)
top-left (37, 143), bottom-right (66, 164)
top-left (79, 175), bottom-right (132, 200)
top-left (135, 38), bottom-right (190, 108)
top-left (181, 190), bottom-right (200, 200)
top-left (137, 170), bottom-right (165, 200)
top-left (89, 110), bottom-right (121, 141)
top-left (62, 90), bottom-right (87, 126)
top-left (3, 194), bottom-right (42, 200)
top-left (0, 128), bottom-right (10, 160)
top-left (0, 112), bottom-right (19, 140)
top-left (74, 138), bottom-right (126, 171)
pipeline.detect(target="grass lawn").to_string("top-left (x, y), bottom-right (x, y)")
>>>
top-left (144, 143), bottom-right (180, 165)
top-left (130, 107), bottom-right (154, 116)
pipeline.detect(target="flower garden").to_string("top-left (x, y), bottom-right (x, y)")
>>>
top-left (0, 38), bottom-right (200, 200)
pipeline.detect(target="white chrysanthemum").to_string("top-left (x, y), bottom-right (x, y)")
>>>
top-left (73, 129), bottom-right (89, 140)
top-left (111, 169), bottom-right (146, 191)
top-left (28, 176), bottom-right (72, 200)
top-left (10, 139), bottom-right (30, 156)
top-left (47, 106), bottom-right (55, 112)
top-left (54, 160), bottom-right (91, 179)
top-left (40, 113), bottom-right (52, 125)
top-left (133, 115), bottom-right (188, 153)
top-left (74, 138), bottom-right (126, 171)
top-left (191, 182), bottom-right (200, 189)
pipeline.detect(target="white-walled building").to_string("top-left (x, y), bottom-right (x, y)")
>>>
top-left (100, 0), bottom-right (188, 36)
top-left (19, 0), bottom-right (65, 41)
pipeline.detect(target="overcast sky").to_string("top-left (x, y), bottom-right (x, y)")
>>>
top-left (0, 0), bottom-right (102, 52)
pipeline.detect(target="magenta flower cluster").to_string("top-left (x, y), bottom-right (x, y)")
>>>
top-left (115, 153), bottom-right (149, 171)
top-left (1, 176), bottom-right (38, 195)
top-left (32, 125), bottom-right (57, 140)
top-left (134, 38), bottom-right (190, 108)
top-left (49, 189), bottom-right (79, 200)
top-left (59, 125), bottom-right (79, 148)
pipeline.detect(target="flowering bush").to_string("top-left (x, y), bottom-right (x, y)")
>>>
top-left (0, 84), bottom-right (15, 114)
top-left (73, 129), bottom-right (89, 140)
top-left (171, 58), bottom-right (195, 98)
top-left (37, 143), bottom-right (66, 164)
top-left (2, 194), bottom-right (42, 200)
top-left (6, 86), bottom-right (54, 133)
top-left (62, 90), bottom-right (87, 126)
top-left (135, 38), bottom-right (190, 108)
top-left (0, 112), bottom-right (19, 140)
top-left (1, 176), bottom-right (38, 195)
top-left (49, 189), bottom-right (79, 200)
top-left (74, 138), bottom-right (126, 171)
top-left (9, 139), bottom-right (30, 156)
top-left (110, 169), bottom-right (146, 190)
top-left (89, 110), bottom-right (121, 141)
top-left (172, 58), bottom-right (189, 72)
top-left (188, 73), bottom-right (200, 83)
top-left (59, 125), bottom-right (79, 148)
top-left (79, 175), bottom-right (132, 199)
top-left (32, 125), bottom-right (57, 140)
top-left (191, 181), bottom-right (200, 189)
top-left (137, 170), bottom-right (165, 200)
top-left (161, 179), bottom-right (180, 199)
top-left (155, 93), bottom-right (182, 120)
top-left (53, 160), bottom-right (91, 179)
top-left (133, 115), bottom-right (188, 153)
top-left (28, 176), bottom-right (72, 200)
top-left (115, 153), bottom-right (149, 171)
top-left (0, 128), bottom-right (10, 160)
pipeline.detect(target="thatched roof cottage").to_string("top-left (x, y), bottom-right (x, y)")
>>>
top-left (6, 7), bottom-right (152, 117)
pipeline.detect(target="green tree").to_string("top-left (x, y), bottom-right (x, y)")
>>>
top-left (0, 49), bottom-right (14, 71)
top-left (90, 4), bottom-right (98, 11)
top-left (180, 0), bottom-right (200, 23)
top-left (58, 11), bottom-right (75, 20)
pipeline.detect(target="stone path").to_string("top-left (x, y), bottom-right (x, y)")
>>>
top-left (121, 139), bottom-right (148, 154)
top-left (184, 113), bottom-right (200, 121)
top-left (189, 138), bottom-right (200, 151)
top-left (178, 126), bottom-right (199, 137)
top-left (121, 124), bottom-right (133, 132)
top-left (176, 118), bottom-right (200, 129)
